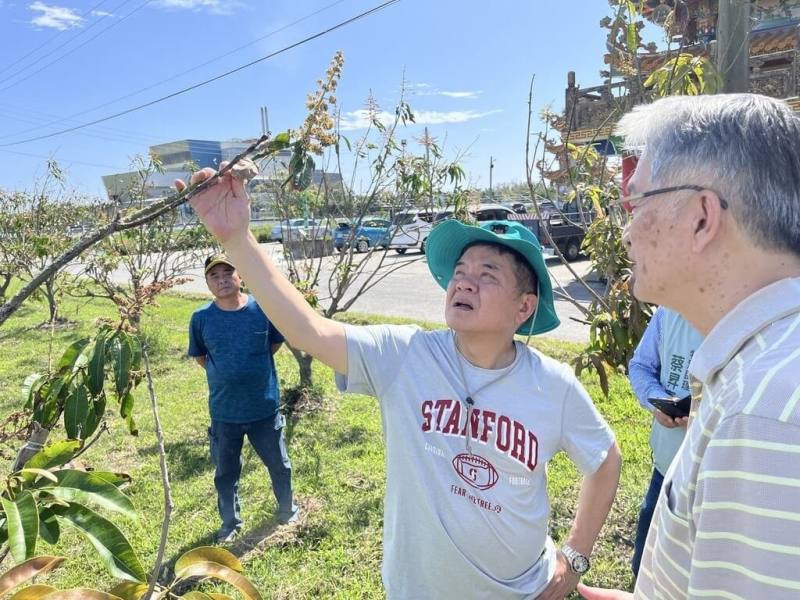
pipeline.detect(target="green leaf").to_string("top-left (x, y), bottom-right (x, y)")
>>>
top-left (87, 332), bottom-right (107, 396)
top-left (626, 22), bottom-right (637, 53)
top-left (0, 556), bottom-right (65, 597)
top-left (82, 395), bottom-right (106, 438)
top-left (107, 582), bottom-right (149, 600)
top-left (38, 507), bottom-right (61, 545)
top-left (175, 546), bottom-right (243, 574)
top-left (1, 491), bottom-right (39, 561)
top-left (180, 594), bottom-right (216, 600)
top-left (63, 384), bottom-right (89, 440)
top-left (119, 390), bottom-right (134, 419)
top-left (57, 503), bottom-right (146, 582)
top-left (18, 468), bottom-right (58, 484)
top-left (40, 590), bottom-right (124, 599)
top-left (47, 470), bottom-right (135, 518)
top-left (24, 440), bottom-right (82, 472)
top-left (10, 584), bottom-right (58, 599)
top-left (110, 335), bottom-right (132, 398)
top-left (57, 339), bottom-right (90, 373)
top-left (174, 562), bottom-right (261, 600)
top-left (128, 334), bottom-right (142, 375)
top-left (125, 414), bottom-right (137, 437)
top-left (21, 373), bottom-right (44, 406)
top-left (89, 471), bottom-right (132, 489)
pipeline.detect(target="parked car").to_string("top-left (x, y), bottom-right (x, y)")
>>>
top-left (433, 203), bottom-right (516, 223)
top-left (504, 201), bottom-right (594, 262)
top-left (386, 209), bottom-right (435, 254)
top-left (333, 218), bottom-right (391, 252)
top-left (278, 218), bottom-right (341, 243)
top-left (270, 219), bottom-right (305, 242)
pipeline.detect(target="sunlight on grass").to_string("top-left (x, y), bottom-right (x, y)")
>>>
top-left (0, 290), bottom-right (651, 595)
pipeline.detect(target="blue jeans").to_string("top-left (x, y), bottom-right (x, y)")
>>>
top-left (632, 468), bottom-right (664, 577)
top-left (208, 413), bottom-right (296, 533)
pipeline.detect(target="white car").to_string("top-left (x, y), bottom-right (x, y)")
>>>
top-left (433, 203), bottom-right (516, 224)
top-left (270, 219), bottom-right (305, 242)
top-left (386, 209), bottom-right (435, 254)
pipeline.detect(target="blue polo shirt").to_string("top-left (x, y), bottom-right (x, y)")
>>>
top-left (188, 295), bottom-right (285, 423)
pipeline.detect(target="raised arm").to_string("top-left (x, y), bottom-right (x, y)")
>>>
top-left (176, 167), bottom-right (348, 374)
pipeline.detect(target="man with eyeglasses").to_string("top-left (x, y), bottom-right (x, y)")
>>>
top-left (579, 94), bottom-right (800, 600)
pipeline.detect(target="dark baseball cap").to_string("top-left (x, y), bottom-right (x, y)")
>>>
top-left (204, 254), bottom-right (235, 275)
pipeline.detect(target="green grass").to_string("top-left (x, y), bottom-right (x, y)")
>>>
top-left (0, 291), bottom-right (653, 597)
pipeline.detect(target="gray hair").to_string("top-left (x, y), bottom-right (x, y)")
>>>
top-left (616, 94), bottom-right (800, 256)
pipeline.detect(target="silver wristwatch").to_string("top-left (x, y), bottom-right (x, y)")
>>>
top-left (560, 543), bottom-right (591, 575)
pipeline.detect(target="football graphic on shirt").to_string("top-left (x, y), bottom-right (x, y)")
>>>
top-left (452, 452), bottom-right (499, 490)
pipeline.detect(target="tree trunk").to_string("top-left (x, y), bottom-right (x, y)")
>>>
top-left (0, 273), bottom-right (11, 302)
top-left (289, 346), bottom-right (314, 389)
top-left (44, 276), bottom-right (58, 323)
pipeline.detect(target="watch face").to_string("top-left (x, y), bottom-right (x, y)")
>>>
top-left (572, 555), bottom-right (590, 574)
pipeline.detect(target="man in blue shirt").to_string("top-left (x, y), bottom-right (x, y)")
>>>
top-left (188, 254), bottom-right (298, 543)
top-left (627, 307), bottom-right (701, 576)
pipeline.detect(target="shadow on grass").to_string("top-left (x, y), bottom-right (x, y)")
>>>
top-left (164, 496), bottom-right (318, 593)
top-left (138, 439), bottom-right (214, 482)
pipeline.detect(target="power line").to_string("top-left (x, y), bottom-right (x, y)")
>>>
top-left (0, 0), bottom-right (400, 148)
top-left (0, 0), bottom-right (151, 93)
top-left (0, 0), bottom-right (348, 141)
top-left (0, 103), bottom-right (158, 146)
top-left (0, 0), bottom-right (113, 78)
top-left (0, 147), bottom-right (126, 171)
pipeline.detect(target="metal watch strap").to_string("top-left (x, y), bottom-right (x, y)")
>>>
top-left (560, 543), bottom-right (591, 575)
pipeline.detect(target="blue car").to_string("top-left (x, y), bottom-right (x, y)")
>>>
top-left (334, 218), bottom-right (391, 253)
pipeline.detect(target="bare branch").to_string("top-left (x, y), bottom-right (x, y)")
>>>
top-left (142, 346), bottom-right (174, 598)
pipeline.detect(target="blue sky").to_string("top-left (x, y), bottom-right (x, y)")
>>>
top-left (0, 0), bottom-right (662, 198)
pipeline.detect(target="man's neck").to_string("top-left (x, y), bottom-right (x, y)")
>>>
top-left (214, 292), bottom-right (248, 311)
top-left (680, 249), bottom-right (800, 335)
top-left (454, 331), bottom-right (517, 370)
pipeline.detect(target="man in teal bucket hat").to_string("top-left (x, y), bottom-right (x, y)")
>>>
top-left (179, 164), bottom-right (621, 600)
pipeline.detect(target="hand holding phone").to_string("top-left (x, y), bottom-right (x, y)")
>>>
top-left (648, 394), bottom-right (691, 419)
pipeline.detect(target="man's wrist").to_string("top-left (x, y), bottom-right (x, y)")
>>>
top-left (560, 543), bottom-right (591, 575)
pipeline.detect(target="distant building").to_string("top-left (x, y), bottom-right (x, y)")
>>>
top-left (102, 137), bottom-right (346, 218)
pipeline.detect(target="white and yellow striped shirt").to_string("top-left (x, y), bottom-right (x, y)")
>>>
top-left (635, 277), bottom-right (800, 600)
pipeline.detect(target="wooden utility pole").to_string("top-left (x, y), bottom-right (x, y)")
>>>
top-left (717, 0), bottom-right (751, 92)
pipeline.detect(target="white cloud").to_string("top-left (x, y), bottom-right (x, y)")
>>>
top-left (90, 9), bottom-right (112, 17)
top-left (154, 0), bottom-right (239, 14)
top-left (412, 88), bottom-right (484, 99)
top-left (29, 2), bottom-right (83, 30)
top-left (439, 90), bottom-right (483, 99)
top-left (339, 108), bottom-right (501, 131)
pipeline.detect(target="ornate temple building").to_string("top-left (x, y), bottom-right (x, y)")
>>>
top-left (560, 0), bottom-right (800, 148)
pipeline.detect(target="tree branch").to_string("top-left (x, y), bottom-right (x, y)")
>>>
top-left (0, 134), bottom-right (269, 328)
top-left (142, 347), bottom-right (173, 598)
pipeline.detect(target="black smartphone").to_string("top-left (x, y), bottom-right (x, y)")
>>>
top-left (648, 394), bottom-right (691, 419)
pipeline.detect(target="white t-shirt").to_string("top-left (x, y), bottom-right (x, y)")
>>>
top-left (336, 325), bottom-right (615, 599)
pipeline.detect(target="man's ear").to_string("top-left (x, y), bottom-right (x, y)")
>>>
top-left (691, 191), bottom-right (725, 253)
top-left (517, 293), bottom-right (538, 328)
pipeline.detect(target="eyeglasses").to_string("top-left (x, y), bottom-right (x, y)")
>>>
top-left (610, 185), bottom-right (729, 212)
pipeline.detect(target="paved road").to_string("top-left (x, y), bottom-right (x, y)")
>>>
top-left (168, 243), bottom-right (601, 343)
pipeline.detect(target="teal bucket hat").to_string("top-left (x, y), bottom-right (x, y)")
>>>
top-left (425, 219), bottom-right (559, 336)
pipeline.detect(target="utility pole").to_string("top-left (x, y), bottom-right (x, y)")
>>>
top-left (717, 0), bottom-right (751, 93)
top-left (489, 156), bottom-right (495, 201)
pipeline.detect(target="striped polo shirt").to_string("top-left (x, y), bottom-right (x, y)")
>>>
top-left (635, 277), bottom-right (800, 600)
